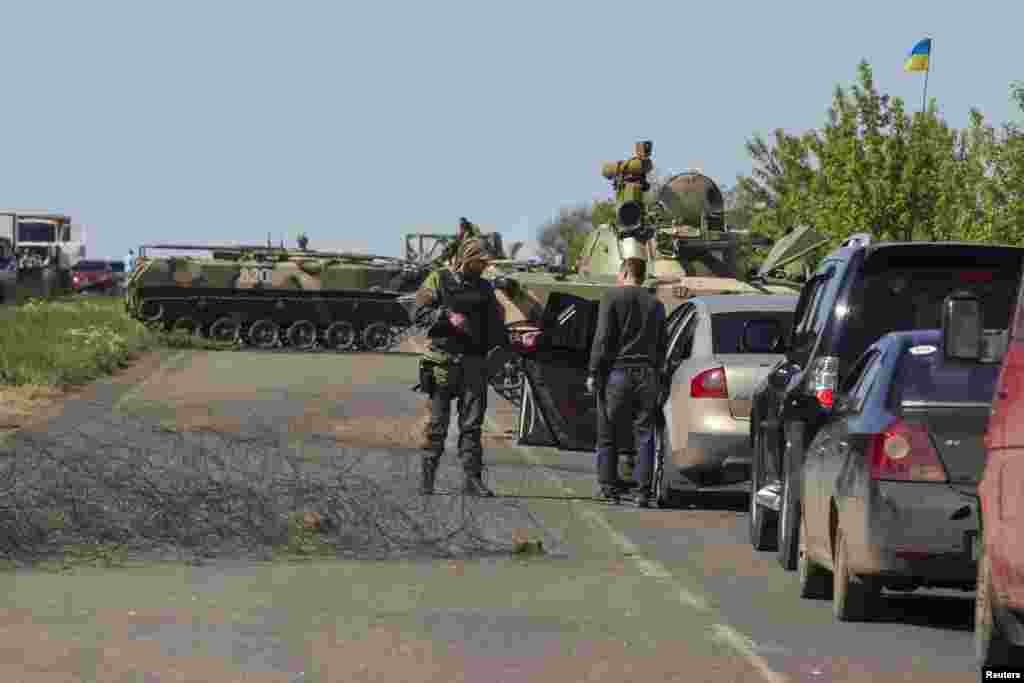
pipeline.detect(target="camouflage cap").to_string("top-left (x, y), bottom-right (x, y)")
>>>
top-left (460, 238), bottom-right (490, 264)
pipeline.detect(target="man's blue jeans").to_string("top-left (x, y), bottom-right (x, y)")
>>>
top-left (595, 366), bottom-right (657, 490)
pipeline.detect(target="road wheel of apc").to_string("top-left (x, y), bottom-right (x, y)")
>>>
top-left (324, 321), bottom-right (357, 351)
top-left (833, 529), bottom-right (879, 622)
top-left (208, 317), bottom-right (241, 343)
top-left (976, 543), bottom-right (1023, 667)
top-left (777, 429), bottom-right (802, 571)
top-left (171, 317), bottom-right (199, 335)
top-left (140, 301), bottom-right (164, 323)
top-left (247, 319), bottom-right (280, 349)
top-left (798, 507), bottom-right (832, 600)
top-left (287, 320), bottom-right (318, 350)
top-left (750, 429), bottom-right (778, 551)
top-left (362, 322), bottom-right (393, 351)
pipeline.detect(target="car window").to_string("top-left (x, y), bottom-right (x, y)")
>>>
top-left (840, 349), bottom-right (877, 393)
top-left (893, 347), bottom-right (1000, 404)
top-left (711, 311), bottom-right (795, 354)
top-left (840, 260), bottom-right (1021, 364)
top-left (791, 279), bottom-right (823, 344)
top-left (850, 351), bottom-right (885, 410)
top-left (74, 261), bottom-right (108, 271)
top-left (664, 303), bottom-right (694, 343)
top-left (666, 312), bottom-right (699, 369)
top-left (791, 267), bottom-right (835, 349)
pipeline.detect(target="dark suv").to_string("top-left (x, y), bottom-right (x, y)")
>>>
top-left (748, 233), bottom-right (1024, 570)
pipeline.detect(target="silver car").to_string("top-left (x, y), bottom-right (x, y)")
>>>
top-left (655, 295), bottom-right (798, 500)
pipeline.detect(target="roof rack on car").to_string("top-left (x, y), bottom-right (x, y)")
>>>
top-left (840, 233), bottom-right (872, 249)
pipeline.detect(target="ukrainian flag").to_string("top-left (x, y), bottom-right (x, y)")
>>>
top-left (904, 38), bottom-right (931, 72)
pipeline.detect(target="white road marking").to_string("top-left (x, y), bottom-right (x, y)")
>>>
top-left (490, 415), bottom-right (789, 683)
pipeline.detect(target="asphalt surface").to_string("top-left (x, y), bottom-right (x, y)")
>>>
top-left (0, 350), bottom-right (982, 682)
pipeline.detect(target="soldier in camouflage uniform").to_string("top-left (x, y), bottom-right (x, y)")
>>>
top-left (434, 217), bottom-right (481, 270)
top-left (414, 238), bottom-right (509, 496)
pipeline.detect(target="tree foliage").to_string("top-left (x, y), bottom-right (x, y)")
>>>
top-left (736, 61), bottom-right (1024, 251)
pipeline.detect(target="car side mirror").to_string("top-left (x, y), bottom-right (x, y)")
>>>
top-left (740, 319), bottom-right (786, 353)
top-left (943, 290), bottom-right (982, 361)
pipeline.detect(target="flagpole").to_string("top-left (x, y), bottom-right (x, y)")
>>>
top-left (920, 36), bottom-right (932, 114)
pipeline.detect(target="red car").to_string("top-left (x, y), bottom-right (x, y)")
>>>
top-left (71, 260), bottom-right (115, 293)
top-left (979, 278), bottom-right (1024, 667)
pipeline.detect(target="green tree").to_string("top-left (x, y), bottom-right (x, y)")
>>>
top-left (737, 60), bottom-right (1015, 251)
top-left (537, 205), bottom-right (594, 266)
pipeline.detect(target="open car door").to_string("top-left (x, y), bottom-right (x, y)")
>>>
top-left (516, 292), bottom-right (601, 451)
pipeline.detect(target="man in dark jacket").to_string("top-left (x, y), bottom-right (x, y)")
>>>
top-left (586, 257), bottom-right (667, 507)
top-left (414, 238), bottom-right (509, 496)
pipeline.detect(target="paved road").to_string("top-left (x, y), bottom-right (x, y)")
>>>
top-left (0, 350), bottom-right (980, 681)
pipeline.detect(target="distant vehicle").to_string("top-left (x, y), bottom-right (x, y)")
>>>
top-left (71, 260), bottom-right (116, 293)
top-left (749, 234), bottom-right (1024, 573)
top-left (978, 279), bottom-right (1024, 666)
top-left (796, 323), bottom-right (1001, 622)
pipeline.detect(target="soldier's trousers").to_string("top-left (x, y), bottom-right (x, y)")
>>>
top-left (425, 354), bottom-right (489, 476)
top-left (595, 366), bottom-right (658, 490)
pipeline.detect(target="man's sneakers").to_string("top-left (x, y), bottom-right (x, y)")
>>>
top-left (632, 488), bottom-right (652, 509)
top-left (601, 483), bottom-right (651, 508)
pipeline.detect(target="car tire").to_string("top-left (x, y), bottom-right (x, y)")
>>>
top-left (798, 506), bottom-right (832, 600)
top-left (750, 427), bottom-right (777, 551)
top-left (777, 424), bottom-right (803, 571)
top-left (976, 544), bottom-right (1024, 667)
top-left (833, 528), bottom-right (879, 622)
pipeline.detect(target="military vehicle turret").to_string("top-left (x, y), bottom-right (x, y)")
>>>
top-left (125, 243), bottom-right (431, 351)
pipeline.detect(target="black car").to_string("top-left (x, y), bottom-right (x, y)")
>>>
top-left (797, 326), bottom-right (1001, 621)
top-left (749, 233), bottom-right (1024, 570)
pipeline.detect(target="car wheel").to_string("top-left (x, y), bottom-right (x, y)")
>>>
top-left (976, 544), bottom-right (1023, 667)
top-left (833, 528), bottom-right (879, 622)
top-left (798, 505), bottom-right (832, 600)
top-left (777, 426), bottom-right (802, 571)
top-left (750, 428), bottom-right (777, 551)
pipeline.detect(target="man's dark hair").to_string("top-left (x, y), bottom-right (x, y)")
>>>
top-left (621, 257), bottom-right (646, 283)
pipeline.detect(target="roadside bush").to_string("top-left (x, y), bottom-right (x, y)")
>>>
top-left (0, 296), bottom-right (157, 386)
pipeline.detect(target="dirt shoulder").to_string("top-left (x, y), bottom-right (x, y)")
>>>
top-left (0, 350), bottom-right (168, 436)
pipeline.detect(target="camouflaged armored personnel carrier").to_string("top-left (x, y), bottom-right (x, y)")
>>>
top-left (482, 142), bottom-right (818, 406)
top-left (125, 243), bottom-right (431, 351)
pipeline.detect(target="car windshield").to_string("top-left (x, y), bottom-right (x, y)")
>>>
top-left (16, 222), bottom-right (57, 243)
top-left (74, 261), bottom-right (108, 272)
top-left (893, 346), bottom-right (1000, 404)
top-left (711, 311), bottom-right (795, 354)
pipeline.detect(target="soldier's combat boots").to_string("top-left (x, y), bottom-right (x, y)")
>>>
top-left (420, 454), bottom-right (441, 495)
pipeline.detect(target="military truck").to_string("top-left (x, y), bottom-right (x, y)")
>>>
top-left (0, 211), bottom-right (85, 303)
top-left (125, 243), bottom-right (431, 351)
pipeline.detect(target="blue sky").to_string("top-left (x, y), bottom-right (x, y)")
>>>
top-left (2, 1), bottom-right (1020, 260)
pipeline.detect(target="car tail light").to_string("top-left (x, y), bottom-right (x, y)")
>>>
top-left (691, 367), bottom-right (728, 399)
top-left (808, 356), bottom-right (839, 408)
top-left (868, 419), bottom-right (948, 483)
top-left (512, 330), bottom-right (542, 353)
